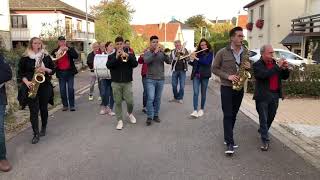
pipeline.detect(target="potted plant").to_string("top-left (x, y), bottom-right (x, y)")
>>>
top-left (246, 22), bottom-right (253, 31)
top-left (256, 19), bottom-right (264, 29)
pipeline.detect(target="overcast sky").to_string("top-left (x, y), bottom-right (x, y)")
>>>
top-left (62, 0), bottom-right (253, 24)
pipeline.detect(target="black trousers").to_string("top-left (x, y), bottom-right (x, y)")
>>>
top-left (27, 83), bottom-right (51, 135)
top-left (220, 85), bottom-right (244, 146)
top-left (255, 93), bottom-right (279, 143)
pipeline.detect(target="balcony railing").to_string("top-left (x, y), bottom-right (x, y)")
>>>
top-left (291, 13), bottom-right (320, 36)
top-left (11, 28), bottom-right (30, 41)
top-left (72, 30), bottom-right (95, 40)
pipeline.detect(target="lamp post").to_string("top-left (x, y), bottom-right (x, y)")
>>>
top-left (85, 0), bottom-right (89, 55)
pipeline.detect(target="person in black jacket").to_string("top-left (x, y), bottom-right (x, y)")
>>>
top-left (18, 37), bottom-right (55, 144)
top-left (51, 36), bottom-right (78, 111)
top-left (87, 42), bottom-right (101, 101)
top-left (106, 36), bottom-right (138, 130)
top-left (253, 44), bottom-right (290, 151)
top-left (0, 54), bottom-right (12, 172)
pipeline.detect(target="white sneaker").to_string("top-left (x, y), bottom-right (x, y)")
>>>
top-left (128, 113), bottom-right (136, 124)
top-left (198, 109), bottom-right (204, 117)
top-left (108, 111), bottom-right (116, 116)
top-left (190, 111), bottom-right (198, 118)
top-left (178, 100), bottom-right (183, 104)
top-left (89, 95), bottom-right (93, 101)
top-left (116, 120), bottom-right (123, 130)
top-left (99, 108), bottom-right (106, 115)
top-left (98, 97), bottom-right (102, 101)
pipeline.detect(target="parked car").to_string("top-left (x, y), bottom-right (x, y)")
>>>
top-left (249, 49), bottom-right (316, 67)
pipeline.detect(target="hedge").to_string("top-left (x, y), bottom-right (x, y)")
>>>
top-left (247, 64), bottom-right (320, 97)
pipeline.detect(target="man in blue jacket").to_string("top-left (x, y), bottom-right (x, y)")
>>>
top-left (0, 54), bottom-right (12, 172)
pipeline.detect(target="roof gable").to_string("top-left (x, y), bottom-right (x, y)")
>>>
top-left (10, 0), bottom-right (95, 21)
top-left (132, 23), bottom-right (181, 42)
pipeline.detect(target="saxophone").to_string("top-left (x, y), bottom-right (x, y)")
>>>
top-left (232, 44), bottom-right (251, 91)
top-left (28, 53), bottom-right (46, 98)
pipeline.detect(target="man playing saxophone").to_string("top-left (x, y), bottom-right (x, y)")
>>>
top-left (212, 27), bottom-right (250, 156)
top-left (253, 45), bottom-right (289, 151)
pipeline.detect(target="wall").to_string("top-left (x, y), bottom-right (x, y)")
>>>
top-left (182, 29), bottom-right (195, 51)
top-left (269, 0), bottom-right (305, 49)
top-left (247, 0), bottom-right (270, 49)
top-left (0, 0), bottom-right (11, 49)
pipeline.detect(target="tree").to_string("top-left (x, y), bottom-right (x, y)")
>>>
top-left (185, 15), bottom-right (207, 29)
top-left (91, 0), bottom-right (134, 42)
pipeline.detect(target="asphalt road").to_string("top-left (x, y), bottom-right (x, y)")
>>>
top-left (1, 67), bottom-right (319, 180)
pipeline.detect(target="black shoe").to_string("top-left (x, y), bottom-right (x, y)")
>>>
top-left (39, 128), bottom-right (46, 137)
top-left (225, 144), bottom-right (234, 156)
top-left (146, 118), bottom-right (152, 126)
top-left (32, 134), bottom-right (40, 144)
top-left (62, 107), bottom-right (68, 111)
top-left (142, 108), bottom-right (147, 114)
top-left (224, 141), bottom-right (239, 149)
top-left (70, 107), bottom-right (76, 111)
top-left (260, 142), bottom-right (269, 151)
top-left (153, 116), bottom-right (161, 123)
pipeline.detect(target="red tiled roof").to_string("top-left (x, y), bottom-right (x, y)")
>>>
top-left (238, 15), bottom-right (248, 29)
top-left (132, 23), bottom-right (180, 42)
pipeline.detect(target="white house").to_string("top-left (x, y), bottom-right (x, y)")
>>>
top-left (244, 0), bottom-right (305, 50)
top-left (0, 0), bottom-right (11, 49)
top-left (9, 0), bottom-right (95, 51)
top-left (168, 19), bottom-right (195, 50)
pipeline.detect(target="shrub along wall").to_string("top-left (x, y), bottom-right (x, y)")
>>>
top-left (247, 64), bottom-right (320, 97)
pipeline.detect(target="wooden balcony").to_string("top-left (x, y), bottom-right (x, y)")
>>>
top-left (291, 13), bottom-right (320, 36)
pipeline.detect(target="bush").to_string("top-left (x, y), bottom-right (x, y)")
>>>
top-left (247, 64), bottom-right (320, 97)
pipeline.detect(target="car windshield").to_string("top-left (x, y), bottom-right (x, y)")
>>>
top-left (277, 51), bottom-right (302, 60)
top-left (249, 51), bottom-right (257, 57)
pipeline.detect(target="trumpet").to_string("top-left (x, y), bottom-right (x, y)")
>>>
top-left (51, 48), bottom-right (67, 62)
top-left (117, 49), bottom-right (129, 62)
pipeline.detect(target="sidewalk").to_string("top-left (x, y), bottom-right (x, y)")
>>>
top-left (209, 78), bottom-right (320, 169)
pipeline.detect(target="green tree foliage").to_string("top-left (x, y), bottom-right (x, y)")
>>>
top-left (185, 14), bottom-right (207, 28)
top-left (91, 0), bottom-right (147, 53)
top-left (91, 0), bottom-right (134, 42)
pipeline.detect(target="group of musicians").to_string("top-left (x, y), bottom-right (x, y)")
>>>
top-left (0, 26), bottom-right (290, 172)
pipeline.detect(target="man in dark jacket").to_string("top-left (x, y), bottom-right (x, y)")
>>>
top-left (107, 36), bottom-right (138, 130)
top-left (0, 54), bottom-right (12, 172)
top-left (253, 44), bottom-right (290, 151)
top-left (86, 42), bottom-right (101, 101)
top-left (51, 36), bottom-right (79, 111)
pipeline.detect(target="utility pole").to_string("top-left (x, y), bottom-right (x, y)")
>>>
top-left (85, 0), bottom-right (89, 55)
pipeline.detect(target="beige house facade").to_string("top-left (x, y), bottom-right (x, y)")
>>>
top-left (244, 0), bottom-right (305, 50)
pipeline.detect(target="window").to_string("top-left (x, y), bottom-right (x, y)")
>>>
top-left (259, 5), bottom-right (264, 19)
top-left (11, 15), bottom-right (27, 28)
top-left (250, 9), bottom-right (254, 22)
top-left (77, 20), bottom-right (82, 31)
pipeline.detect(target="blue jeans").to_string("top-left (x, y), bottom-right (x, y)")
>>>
top-left (193, 77), bottom-right (209, 111)
top-left (142, 76), bottom-right (147, 108)
top-left (58, 72), bottom-right (75, 108)
top-left (99, 79), bottom-right (114, 109)
top-left (171, 71), bottom-right (186, 100)
top-left (0, 105), bottom-right (7, 160)
top-left (146, 79), bottom-right (164, 119)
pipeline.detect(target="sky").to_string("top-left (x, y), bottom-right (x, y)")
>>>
top-left (61, 0), bottom-right (253, 24)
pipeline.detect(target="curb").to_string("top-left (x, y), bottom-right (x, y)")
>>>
top-left (208, 79), bottom-right (320, 170)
